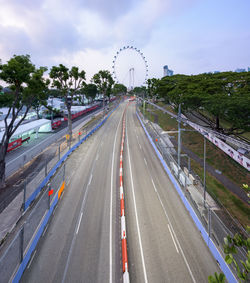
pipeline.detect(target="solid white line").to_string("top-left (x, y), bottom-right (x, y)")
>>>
top-left (96, 154), bottom-right (99, 161)
top-left (154, 184), bottom-right (196, 283)
top-left (88, 174), bottom-right (92, 186)
top-left (76, 212), bottom-right (83, 235)
top-left (42, 225), bottom-right (49, 237)
top-left (126, 119), bottom-right (148, 283)
top-left (168, 224), bottom-right (179, 253)
top-left (138, 143), bottom-right (142, 149)
top-left (27, 250), bottom-right (37, 269)
top-left (169, 222), bottom-right (197, 283)
top-left (144, 157), bottom-right (147, 166)
top-left (109, 110), bottom-right (124, 283)
top-left (151, 178), bottom-right (157, 192)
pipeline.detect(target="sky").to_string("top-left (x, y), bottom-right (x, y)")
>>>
top-left (0, 0), bottom-right (249, 86)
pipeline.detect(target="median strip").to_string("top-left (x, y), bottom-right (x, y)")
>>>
top-left (119, 108), bottom-right (130, 283)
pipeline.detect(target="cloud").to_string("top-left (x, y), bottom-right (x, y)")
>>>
top-left (0, 26), bottom-right (32, 59)
top-left (73, 0), bottom-right (140, 20)
top-left (1, 0), bottom-right (248, 82)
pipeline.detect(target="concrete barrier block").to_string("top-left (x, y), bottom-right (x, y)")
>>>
top-left (184, 167), bottom-right (189, 176)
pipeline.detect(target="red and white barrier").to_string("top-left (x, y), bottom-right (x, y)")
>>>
top-left (119, 109), bottom-right (130, 283)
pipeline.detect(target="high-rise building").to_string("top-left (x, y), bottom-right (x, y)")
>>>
top-left (163, 65), bottom-right (174, 77)
top-left (248, 67), bottom-right (250, 72)
top-left (235, 68), bottom-right (246, 73)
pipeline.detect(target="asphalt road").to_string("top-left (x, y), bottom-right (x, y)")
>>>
top-left (21, 101), bottom-right (221, 282)
top-left (123, 103), bottom-right (221, 282)
top-left (21, 103), bottom-right (125, 283)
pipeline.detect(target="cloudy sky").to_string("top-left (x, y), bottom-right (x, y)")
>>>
top-left (0, 0), bottom-right (249, 86)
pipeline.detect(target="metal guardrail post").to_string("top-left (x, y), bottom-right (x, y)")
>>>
top-left (188, 156), bottom-right (191, 175)
top-left (184, 174), bottom-right (187, 195)
top-left (208, 206), bottom-right (211, 238)
top-left (63, 163), bottom-right (66, 180)
top-left (45, 159), bottom-right (47, 177)
top-left (48, 183), bottom-right (51, 209)
top-left (58, 144), bottom-right (61, 161)
top-left (20, 226), bottom-right (24, 262)
top-left (23, 179), bottom-right (27, 211)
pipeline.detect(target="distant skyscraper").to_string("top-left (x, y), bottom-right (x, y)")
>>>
top-left (248, 67), bottom-right (250, 72)
top-left (214, 71), bottom-right (220, 74)
top-left (235, 68), bottom-right (246, 73)
top-left (163, 65), bottom-right (174, 77)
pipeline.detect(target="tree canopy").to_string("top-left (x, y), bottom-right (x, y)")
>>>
top-left (0, 54), bottom-right (49, 187)
top-left (157, 71), bottom-right (250, 134)
top-left (133, 86), bottom-right (147, 97)
top-left (92, 70), bottom-right (114, 102)
top-left (49, 64), bottom-right (86, 139)
top-left (147, 78), bottom-right (160, 99)
top-left (112, 83), bottom-right (127, 96)
top-left (84, 83), bottom-right (98, 104)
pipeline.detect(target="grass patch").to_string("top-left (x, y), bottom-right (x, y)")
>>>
top-left (191, 160), bottom-right (250, 228)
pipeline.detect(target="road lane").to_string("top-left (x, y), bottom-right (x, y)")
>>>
top-left (124, 103), bottom-right (221, 282)
top-left (62, 107), bottom-right (124, 283)
top-left (21, 103), bottom-right (125, 283)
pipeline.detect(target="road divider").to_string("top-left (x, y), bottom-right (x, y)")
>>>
top-left (119, 107), bottom-right (130, 283)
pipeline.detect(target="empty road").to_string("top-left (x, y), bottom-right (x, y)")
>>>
top-left (21, 101), bottom-right (221, 282)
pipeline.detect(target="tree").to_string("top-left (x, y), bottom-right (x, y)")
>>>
top-left (208, 272), bottom-right (226, 283)
top-left (83, 83), bottom-right (97, 104)
top-left (31, 90), bottom-right (50, 119)
top-left (112, 83), bottom-right (127, 96)
top-left (133, 86), bottom-right (146, 97)
top-left (0, 55), bottom-right (49, 188)
top-left (157, 72), bottom-right (250, 134)
top-left (209, 226), bottom-right (250, 282)
top-left (92, 70), bottom-right (114, 109)
top-left (147, 78), bottom-right (160, 100)
top-left (49, 64), bottom-right (86, 141)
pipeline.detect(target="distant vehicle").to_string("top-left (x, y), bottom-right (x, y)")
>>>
top-left (128, 96), bottom-right (135, 101)
top-left (7, 136), bottom-right (30, 152)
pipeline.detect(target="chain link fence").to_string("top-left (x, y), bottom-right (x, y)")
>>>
top-left (0, 164), bottom-right (64, 283)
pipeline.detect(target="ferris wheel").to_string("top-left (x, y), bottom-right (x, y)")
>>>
top-left (112, 46), bottom-right (149, 89)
